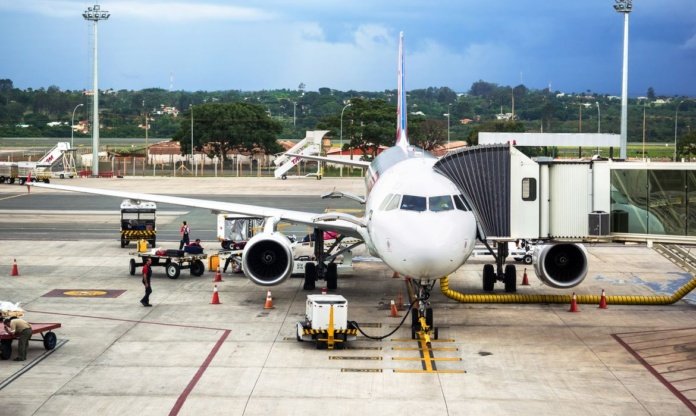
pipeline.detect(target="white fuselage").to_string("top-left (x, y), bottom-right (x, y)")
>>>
top-left (363, 151), bottom-right (477, 280)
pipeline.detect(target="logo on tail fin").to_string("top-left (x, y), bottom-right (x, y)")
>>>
top-left (396, 32), bottom-right (408, 150)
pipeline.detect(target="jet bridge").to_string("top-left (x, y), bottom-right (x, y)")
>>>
top-left (434, 143), bottom-right (696, 245)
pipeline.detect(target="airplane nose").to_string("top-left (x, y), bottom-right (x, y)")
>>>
top-left (383, 213), bottom-right (472, 278)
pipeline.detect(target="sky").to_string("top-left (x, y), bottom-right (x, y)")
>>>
top-left (1, 0), bottom-right (695, 96)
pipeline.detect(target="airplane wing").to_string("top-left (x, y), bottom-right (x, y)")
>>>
top-left (28, 182), bottom-right (367, 239)
top-left (286, 153), bottom-right (371, 168)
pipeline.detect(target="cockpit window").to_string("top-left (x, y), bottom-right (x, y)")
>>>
top-left (429, 195), bottom-right (454, 212)
top-left (454, 195), bottom-right (470, 211)
top-left (400, 195), bottom-right (426, 212)
top-left (384, 194), bottom-right (401, 211)
top-left (379, 193), bottom-right (394, 210)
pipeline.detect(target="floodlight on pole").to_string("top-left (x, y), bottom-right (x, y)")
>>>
top-left (614, 0), bottom-right (632, 160)
top-left (340, 102), bottom-right (351, 177)
top-left (190, 104), bottom-right (194, 174)
top-left (71, 103), bottom-right (83, 149)
top-left (82, 3), bottom-right (110, 176)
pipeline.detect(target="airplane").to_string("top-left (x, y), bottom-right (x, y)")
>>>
top-left (28, 32), bottom-right (587, 339)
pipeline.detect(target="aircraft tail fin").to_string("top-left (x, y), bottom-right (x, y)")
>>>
top-left (396, 32), bottom-right (409, 150)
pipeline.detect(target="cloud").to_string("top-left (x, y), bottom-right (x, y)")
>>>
top-left (0, 0), bottom-right (273, 21)
top-left (684, 33), bottom-right (696, 50)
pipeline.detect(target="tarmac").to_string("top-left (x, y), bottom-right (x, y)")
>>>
top-left (2, 176), bottom-right (696, 415)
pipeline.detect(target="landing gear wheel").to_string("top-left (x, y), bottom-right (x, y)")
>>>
top-left (483, 264), bottom-right (495, 292)
top-left (303, 262), bottom-right (316, 290)
top-left (326, 263), bottom-right (338, 290)
top-left (523, 255), bottom-right (533, 265)
top-left (166, 263), bottom-right (180, 279)
top-left (129, 259), bottom-right (136, 275)
top-left (43, 332), bottom-right (57, 350)
top-left (190, 260), bottom-right (205, 276)
top-left (426, 308), bottom-right (434, 328)
top-left (504, 264), bottom-right (517, 293)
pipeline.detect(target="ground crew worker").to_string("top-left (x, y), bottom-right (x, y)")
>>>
top-left (141, 258), bottom-right (152, 307)
top-left (3, 317), bottom-right (32, 361)
top-left (179, 221), bottom-right (190, 250)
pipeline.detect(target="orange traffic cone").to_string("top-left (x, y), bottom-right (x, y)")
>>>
top-left (264, 290), bottom-right (274, 309)
top-left (210, 285), bottom-right (221, 304)
top-left (389, 300), bottom-right (400, 317)
top-left (598, 289), bottom-right (608, 309)
top-left (10, 259), bottom-right (19, 276)
top-left (568, 292), bottom-right (579, 313)
top-left (213, 266), bottom-right (223, 282)
top-left (521, 268), bottom-right (529, 286)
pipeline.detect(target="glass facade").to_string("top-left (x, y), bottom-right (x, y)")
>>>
top-left (611, 169), bottom-right (696, 236)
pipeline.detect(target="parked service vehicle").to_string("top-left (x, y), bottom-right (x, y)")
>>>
top-left (120, 200), bottom-right (156, 248)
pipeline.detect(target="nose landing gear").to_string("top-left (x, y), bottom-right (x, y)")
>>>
top-left (406, 278), bottom-right (439, 342)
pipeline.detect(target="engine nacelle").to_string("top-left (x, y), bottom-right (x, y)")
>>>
top-left (242, 232), bottom-right (294, 286)
top-left (532, 243), bottom-right (588, 289)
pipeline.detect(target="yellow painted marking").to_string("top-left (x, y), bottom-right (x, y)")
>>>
top-left (341, 368), bottom-right (382, 373)
top-left (419, 338), bottom-right (434, 372)
top-left (347, 346), bottom-right (382, 351)
top-left (63, 290), bottom-right (108, 297)
top-left (392, 357), bottom-right (461, 362)
top-left (392, 347), bottom-right (458, 352)
top-left (393, 369), bottom-right (466, 374)
top-left (329, 356), bottom-right (382, 361)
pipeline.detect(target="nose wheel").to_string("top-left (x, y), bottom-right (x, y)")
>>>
top-left (407, 279), bottom-right (439, 342)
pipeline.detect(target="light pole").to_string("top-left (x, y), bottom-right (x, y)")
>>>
top-left (70, 103), bottom-right (83, 149)
top-left (293, 101), bottom-right (297, 127)
top-left (190, 104), bottom-right (194, 174)
top-left (614, 0), bottom-right (632, 160)
top-left (447, 103), bottom-right (451, 147)
top-left (82, 3), bottom-right (110, 176)
top-left (674, 100), bottom-right (685, 161)
top-left (596, 101), bottom-right (601, 133)
top-left (340, 102), bottom-right (351, 177)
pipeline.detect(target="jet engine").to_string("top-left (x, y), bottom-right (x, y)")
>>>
top-left (532, 243), bottom-right (588, 289)
top-left (242, 232), bottom-right (294, 286)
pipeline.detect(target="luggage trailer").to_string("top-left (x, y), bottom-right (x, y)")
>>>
top-left (129, 251), bottom-right (208, 279)
top-left (0, 323), bottom-right (62, 360)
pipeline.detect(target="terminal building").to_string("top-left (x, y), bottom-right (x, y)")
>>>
top-left (436, 133), bottom-right (696, 245)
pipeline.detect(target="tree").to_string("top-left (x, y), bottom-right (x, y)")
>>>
top-left (410, 118), bottom-right (447, 151)
top-left (677, 131), bottom-right (696, 160)
top-left (172, 102), bottom-right (282, 159)
top-left (647, 87), bottom-right (656, 100)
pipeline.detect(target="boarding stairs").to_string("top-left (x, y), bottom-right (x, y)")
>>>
top-left (17, 142), bottom-right (76, 179)
top-left (274, 130), bottom-right (328, 179)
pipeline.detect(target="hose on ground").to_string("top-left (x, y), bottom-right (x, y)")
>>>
top-left (348, 301), bottom-right (416, 340)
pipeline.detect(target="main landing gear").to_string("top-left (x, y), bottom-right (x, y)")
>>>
top-left (303, 228), bottom-right (360, 292)
top-left (407, 279), bottom-right (439, 343)
top-left (481, 241), bottom-right (517, 293)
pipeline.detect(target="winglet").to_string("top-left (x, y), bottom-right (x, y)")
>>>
top-left (396, 31), bottom-right (409, 150)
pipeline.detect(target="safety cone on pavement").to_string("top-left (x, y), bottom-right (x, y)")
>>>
top-left (598, 289), bottom-right (608, 309)
top-left (264, 290), bottom-right (274, 309)
top-left (10, 259), bottom-right (19, 276)
top-left (389, 300), bottom-right (400, 317)
top-left (213, 266), bottom-right (223, 283)
top-left (568, 292), bottom-right (579, 313)
top-left (210, 285), bottom-right (221, 305)
top-left (521, 268), bottom-right (529, 286)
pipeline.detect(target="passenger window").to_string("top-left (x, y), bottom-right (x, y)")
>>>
top-left (384, 194), bottom-right (401, 211)
top-left (454, 195), bottom-right (470, 211)
top-left (429, 195), bottom-right (454, 212)
top-left (400, 195), bottom-right (426, 212)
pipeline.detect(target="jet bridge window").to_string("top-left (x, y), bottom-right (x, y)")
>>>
top-left (400, 195), bottom-right (426, 212)
top-left (522, 178), bottom-right (537, 201)
top-left (429, 195), bottom-right (454, 212)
